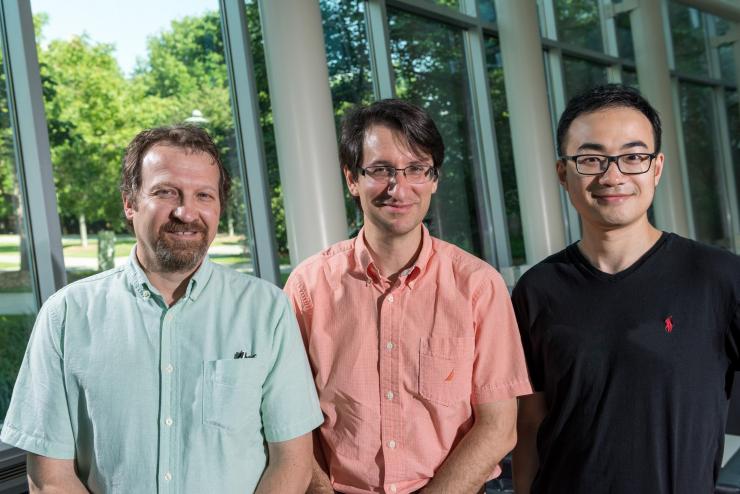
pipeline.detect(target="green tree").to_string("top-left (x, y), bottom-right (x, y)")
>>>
top-left (40, 35), bottom-right (137, 242)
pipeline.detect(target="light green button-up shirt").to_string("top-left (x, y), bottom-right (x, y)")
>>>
top-left (1, 248), bottom-right (323, 493)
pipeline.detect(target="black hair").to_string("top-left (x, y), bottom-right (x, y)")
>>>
top-left (556, 84), bottom-right (662, 156)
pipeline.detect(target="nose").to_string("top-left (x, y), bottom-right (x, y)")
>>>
top-left (598, 159), bottom-right (625, 186)
top-left (386, 171), bottom-right (411, 194)
top-left (172, 197), bottom-right (197, 223)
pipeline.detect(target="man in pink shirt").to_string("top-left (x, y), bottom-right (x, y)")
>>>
top-left (284, 99), bottom-right (532, 494)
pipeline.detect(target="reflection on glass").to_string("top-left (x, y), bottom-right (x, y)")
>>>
top-left (423, 0), bottom-right (460, 10)
top-left (32, 1), bottom-right (257, 283)
top-left (669, 2), bottom-right (709, 76)
top-left (0, 40), bottom-right (37, 419)
top-left (485, 37), bottom-right (525, 265)
top-left (679, 82), bottom-right (730, 247)
top-left (615, 12), bottom-right (634, 60)
top-left (622, 69), bottom-right (638, 88)
top-left (562, 56), bottom-right (608, 99)
top-left (727, 90), bottom-right (739, 221)
top-left (478, 0), bottom-right (496, 23)
top-left (554, 0), bottom-right (603, 52)
top-left (319, 0), bottom-right (374, 238)
top-left (714, 17), bottom-right (737, 85)
top-left (388, 9), bottom-right (481, 255)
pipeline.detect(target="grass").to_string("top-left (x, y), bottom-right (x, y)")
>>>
top-left (0, 314), bottom-right (35, 418)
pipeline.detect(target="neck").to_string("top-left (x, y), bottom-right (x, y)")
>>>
top-left (363, 223), bottom-right (423, 280)
top-left (578, 219), bottom-right (662, 274)
top-left (136, 250), bottom-right (200, 307)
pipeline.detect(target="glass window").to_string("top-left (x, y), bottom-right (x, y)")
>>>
top-left (554, 0), bottom-right (603, 52)
top-left (562, 56), bottom-right (608, 99)
top-left (485, 37), bottom-right (526, 264)
top-left (388, 9), bottom-right (482, 255)
top-left (727, 90), bottom-right (740, 219)
top-left (478, 0), bottom-right (496, 23)
top-left (622, 68), bottom-right (638, 87)
top-left (319, 0), bottom-right (374, 237)
top-left (0, 46), bottom-right (37, 419)
top-left (678, 82), bottom-right (731, 248)
top-left (423, 0), bottom-right (460, 10)
top-left (669, 2), bottom-right (710, 77)
top-left (614, 12), bottom-right (634, 61)
top-left (32, 1), bottom-right (258, 281)
top-left (713, 17), bottom-right (737, 85)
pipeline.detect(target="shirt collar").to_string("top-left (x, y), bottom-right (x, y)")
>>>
top-left (124, 244), bottom-right (214, 301)
top-left (353, 224), bottom-right (433, 285)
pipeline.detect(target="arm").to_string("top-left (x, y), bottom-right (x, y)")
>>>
top-left (512, 392), bottom-right (547, 494)
top-left (255, 432), bottom-right (313, 494)
top-left (307, 430), bottom-right (334, 494)
top-left (27, 454), bottom-right (88, 494)
top-left (421, 399), bottom-right (517, 494)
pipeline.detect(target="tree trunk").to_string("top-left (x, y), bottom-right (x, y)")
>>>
top-left (79, 213), bottom-right (88, 248)
top-left (228, 215), bottom-right (235, 237)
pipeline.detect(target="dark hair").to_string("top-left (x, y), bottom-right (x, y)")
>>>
top-left (556, 84), bottom-right (662, 157)
top-left (120, 124), bottom-right (230, 212)
top-left (339, 99), bottom-right (444, 178)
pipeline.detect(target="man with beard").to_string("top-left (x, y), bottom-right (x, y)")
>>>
top-left (512, 84), bottom-right (740, 493)
top-left (1, 125), bottom-right (323, 493)
top-left (284, 99), bottom-right (532, 494)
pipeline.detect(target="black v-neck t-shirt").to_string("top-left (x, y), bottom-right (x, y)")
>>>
top-left (512, 233), bottom-right (740, 494)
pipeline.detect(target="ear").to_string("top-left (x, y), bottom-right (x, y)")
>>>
top-left (122, 192), bottom-right (136, 221)
top-left (343, 166), bottom-right (359, 197)
top-left (556, 160), bottom-right (567, 188)
top-left (651, 153), bottom-right (665, 187)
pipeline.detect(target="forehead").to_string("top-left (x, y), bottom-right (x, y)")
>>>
top-left (565, 106), bottom-right (654, 151)
top-left (362, 124), bottom-right (429, 162)
top-left (140, 144), bottom-right (218, 185)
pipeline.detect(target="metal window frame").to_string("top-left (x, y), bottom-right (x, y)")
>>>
top-left (0, 0), bottom-right (66, 304)
top-left (219, 0), bottom-right (280, 284)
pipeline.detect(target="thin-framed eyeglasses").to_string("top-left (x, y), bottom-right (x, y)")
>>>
top-left (358, 164), bottom-right (438, 184)
top-left (559, 153), bottom-right (658, 176)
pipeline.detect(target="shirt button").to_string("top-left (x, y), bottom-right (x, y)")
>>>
top-left (142, 290), bottom-right (150, 299)
top-left (387, 295), bottom-right (394, 303)
top-left (165, 313), bottom-right (173, 322)
top-left (386, 391), bottom-right (394, 400)
top-left (386, 341), bottom-right (394, 351)
top-left (165, 417), bottom-right (173, 426)
top-left (388, 440), bottom-right (396, 449)
top-left (165, 364), bottom-right (174, 373)
top-left (164, 472), bottom-right (172, 481)
top-left (390, 484), bottom-right (397, 493)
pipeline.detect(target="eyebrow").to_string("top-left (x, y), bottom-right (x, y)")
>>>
top-left (575, 140), bottom-right (649, 153)
top-left (363, 159), bottom-right (429, 167)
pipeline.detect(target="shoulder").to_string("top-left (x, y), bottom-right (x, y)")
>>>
top-left (512, 247), bottom-right (571, 300)
top-left (429, 236), bottom-right (505, 290)
top-left (285, 238), bottom-right (357, 297)
top-left (663, 233), bottom-right (740, 278)
top-left (208, 261), bottom-right (287, 304)
top-left (45, 265), bottom-right (128, 309)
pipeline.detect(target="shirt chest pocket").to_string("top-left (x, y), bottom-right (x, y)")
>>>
top-left (203, 358), bottom-right (266, 432)
top-left (418, 336), bottom-right (475, 406)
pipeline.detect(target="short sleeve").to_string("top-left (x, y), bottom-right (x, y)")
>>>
top-left (283, 272), bottom-right (312, 349)
top-left (470, 272), bottom-right (533, 404)
top-left (511, 280), bottom-right (544, 392)
top-left (0, 299), bottom-right (75, 459)
top-left (260, 295), bottom-right (323, 443)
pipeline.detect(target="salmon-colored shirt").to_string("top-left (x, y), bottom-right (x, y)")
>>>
top-left (284, 226), bottom-right (532, 494)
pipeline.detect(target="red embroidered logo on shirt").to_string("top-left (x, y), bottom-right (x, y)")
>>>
top-left (664, 316), bottom-right (673, 333)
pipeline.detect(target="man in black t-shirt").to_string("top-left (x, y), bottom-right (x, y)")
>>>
top-left (512, 84), bottom-right (740, 494)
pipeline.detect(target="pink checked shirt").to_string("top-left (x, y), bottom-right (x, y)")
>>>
top-left (284, 226), bottom-right (532, 494)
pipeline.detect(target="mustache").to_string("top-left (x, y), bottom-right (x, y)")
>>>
top-left (160, 221), bottom-right (208, 234)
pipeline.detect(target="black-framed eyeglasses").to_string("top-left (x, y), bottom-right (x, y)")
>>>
top-left (358, 164), bottom-right (438, 184)
top-left (559, 153), bottom-right (658, 176)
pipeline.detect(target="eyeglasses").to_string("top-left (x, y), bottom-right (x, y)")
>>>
top-left (358, 164), bottom-right (438, 184)
top-left (559, 153), bottom-right (657, 176)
